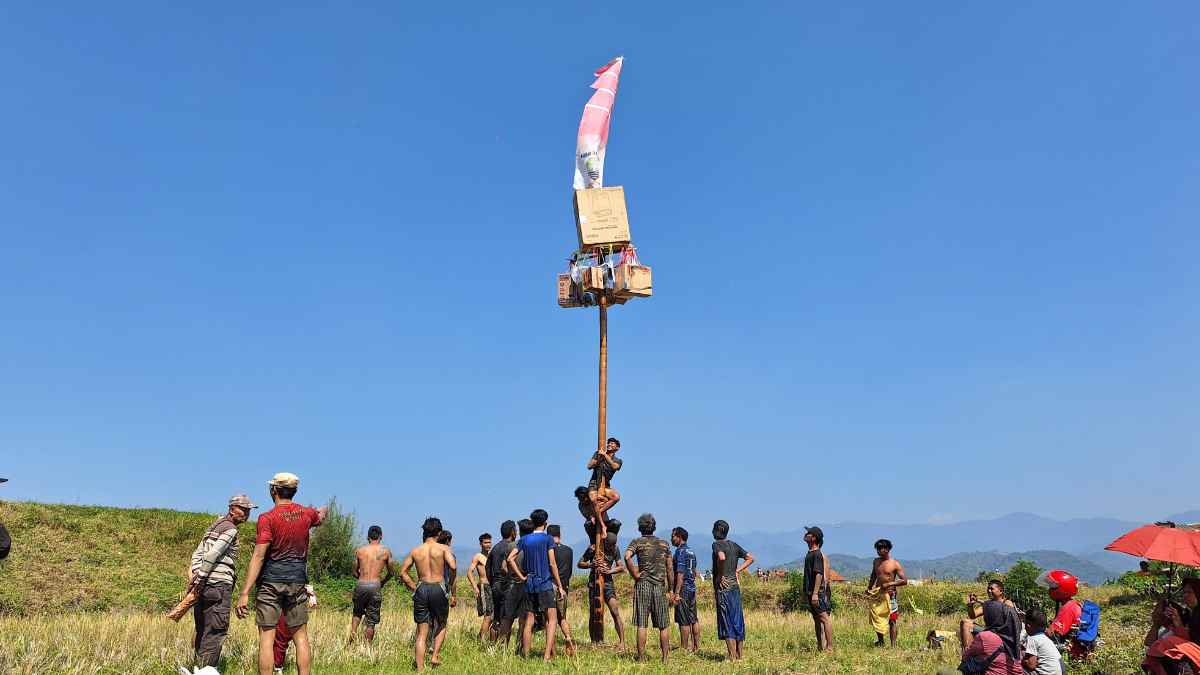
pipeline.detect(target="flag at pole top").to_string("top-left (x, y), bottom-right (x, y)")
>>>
top-left (574, 57), bottom-right (624, 190)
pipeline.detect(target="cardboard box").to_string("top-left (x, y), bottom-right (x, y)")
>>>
top-left (557, 273), bottom-right (581, 308)
top-left (580, 266), bottom-right (607, 292)
top-left (613, 264), bottom-right (652, 298)
top-left (574, 187), bottom-right (632, 247)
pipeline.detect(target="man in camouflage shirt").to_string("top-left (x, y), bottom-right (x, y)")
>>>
top-left (188, 493), bottom-right (257, 667)
top-left (624, 512), bottom-right (674, 663)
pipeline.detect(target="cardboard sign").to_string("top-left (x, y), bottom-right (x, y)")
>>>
top-left (574, 187), bottom-right (632, 247)
top-left (557, 273), bottom-right (581, 307)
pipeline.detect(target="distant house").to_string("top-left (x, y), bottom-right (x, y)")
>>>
top-left (828, 568), bottom-right (846, 583)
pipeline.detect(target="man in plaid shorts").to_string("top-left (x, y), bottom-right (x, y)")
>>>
top-left (623, 513), bottom-right (674, 664)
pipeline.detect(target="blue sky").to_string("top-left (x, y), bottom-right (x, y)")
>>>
top-left (2, 3), bottom-right (1197, 550)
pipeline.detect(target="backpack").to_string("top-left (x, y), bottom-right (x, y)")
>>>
top-left (1076, 600), bottom-right (1101, 643)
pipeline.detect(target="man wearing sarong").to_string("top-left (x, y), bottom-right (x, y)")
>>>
top-left (349, 525), bottom-right (393, 644)
top-left (866, 538), bottom-right (907, 647)
top-left (399, 517), bottom-right (456, 671)
top-left (467, 532), bottom-right (493, 642)
top-left (711, 519), bottom-right (754, 661)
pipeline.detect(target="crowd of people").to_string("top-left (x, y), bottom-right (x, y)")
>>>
top-left (174, 464), bottom-right (1199, 674)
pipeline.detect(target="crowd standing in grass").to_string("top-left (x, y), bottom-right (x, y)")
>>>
top-left (164, 464), bottom-right (1200, 674)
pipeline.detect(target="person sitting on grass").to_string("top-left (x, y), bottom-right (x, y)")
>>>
top-left (960, 579), bottom-right (1020, 650)
top-left (958, 600), bottom-right (1023, 675)
top-left (1142, 577), bottom-right (1200, 675)
top-left (1021, 608), bottom-right (1062, 675)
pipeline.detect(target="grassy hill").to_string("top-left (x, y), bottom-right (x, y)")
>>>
top-left (0, 501), bottom-right (259, 615)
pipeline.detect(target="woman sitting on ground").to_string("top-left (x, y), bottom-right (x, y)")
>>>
top-left (958, 600), bottom-right (1023, 675)
top-left (1143, 577), bottom-right (1200, 675)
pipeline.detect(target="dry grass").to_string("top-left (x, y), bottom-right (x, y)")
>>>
top-left (0, 579), bottom-right (1153, 674)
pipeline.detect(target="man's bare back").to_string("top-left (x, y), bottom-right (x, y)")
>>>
top-left (354, 542), bottom-right (392, 583)
top-left (408, 541), bottom-right (454, 584)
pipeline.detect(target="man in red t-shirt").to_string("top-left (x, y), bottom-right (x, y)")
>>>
top-left (1048, 598), bottom-right (1082, 639)
top-left (236, 472), bottom-right (326, 675)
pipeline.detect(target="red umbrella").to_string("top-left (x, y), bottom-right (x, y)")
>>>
top-left (1106, 521), bottom-right (1200, 594)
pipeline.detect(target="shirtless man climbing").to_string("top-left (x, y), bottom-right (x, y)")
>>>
top-left (350, 525), bottom-right (394, 645)
top-left (466, 532), bottom-right (493, 641)
top-left (867, 538), bottom-right (907, 647)
top-left (586, 437), bottom-right (623, 538)
top-left (399, 517), bottom-right (457, 671)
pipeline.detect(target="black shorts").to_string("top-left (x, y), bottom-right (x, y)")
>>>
top-left (502, 582), bottom-right (526, 621)
top-left (526, 589), bottom-right (556, 614)
top-left (491, 584), bottom-right (509, 621)
top-left (589, 580), bottom-right (617, 603)
top-left (352, 582), bottom-right (383, 627)
top-left (809, 587), bottom-right (831, 615)
top-left (413, 582), bottom-right (449, 626)
top-left (674, 590), bottom-right (698, 625)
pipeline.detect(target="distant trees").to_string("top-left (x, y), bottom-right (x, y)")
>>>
top-left (309, 498), bottom-right (359, 581)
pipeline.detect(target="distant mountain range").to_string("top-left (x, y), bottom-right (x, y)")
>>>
top-left (777, 550), bottom-right (1116, 586)
top-left (559, 510), bottom-right (1200, 584)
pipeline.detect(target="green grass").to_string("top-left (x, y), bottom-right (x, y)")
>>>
top-left (0, 502), bottom-right (1156, 673)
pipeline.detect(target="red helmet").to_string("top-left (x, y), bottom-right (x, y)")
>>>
top-left (1036, 570), bottom-right (1079, 601)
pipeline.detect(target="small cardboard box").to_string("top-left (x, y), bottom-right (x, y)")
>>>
top-left (579, 266), bottom-right (607, 292)
top-left (613, 264), bottom-right (652, 298)
top-left (557, 273), bottom-right (581, 307)
top-left (574, 187), bottom-right (632, 247)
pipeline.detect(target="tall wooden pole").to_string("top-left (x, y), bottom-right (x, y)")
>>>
top-left (589, 294), bottom-right (609, 642)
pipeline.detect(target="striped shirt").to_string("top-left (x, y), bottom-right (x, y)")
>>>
top-left (190, 516), bottom-right (240, 588)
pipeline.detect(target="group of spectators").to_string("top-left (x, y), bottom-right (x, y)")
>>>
top-left (1142, 577), bottom-right (1200, 675)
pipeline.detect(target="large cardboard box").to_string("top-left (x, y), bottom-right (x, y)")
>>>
top-left (574, 187), bottom-right (632, 247)
top-left (579, 266), bottom-right (607, 292)
top-left (557, 273), bottom-right (581, 308)
top-left (614, 264), bottom-right (652, 298)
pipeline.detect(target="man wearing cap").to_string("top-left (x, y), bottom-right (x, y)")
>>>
top-left (0, 477), bottom-right (10, 561)
top-left (187, 492), bottom-right (257, 668)
top-left (236, 473), bottom-right (326, 675)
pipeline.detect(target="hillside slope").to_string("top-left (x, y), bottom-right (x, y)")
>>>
top-left (0, 501), bottom-right (256, 615)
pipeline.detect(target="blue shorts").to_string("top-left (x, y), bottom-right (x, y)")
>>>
top-left (715, 586), bottom-right (745, 641)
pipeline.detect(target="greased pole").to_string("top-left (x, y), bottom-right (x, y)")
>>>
top-left (590, 293), bottom-right (609, 642)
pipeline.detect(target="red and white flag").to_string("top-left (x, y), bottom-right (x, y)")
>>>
top-left (574, 57), bottom-right (624, 190)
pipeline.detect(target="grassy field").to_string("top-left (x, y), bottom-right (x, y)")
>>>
top-left (0, 502), bottom-right (1157, 673)
top-left (0, 573), bottom-right (1156, 674)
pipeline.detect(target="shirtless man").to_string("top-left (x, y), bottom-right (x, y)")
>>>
top-left (350, 525), bottom-right (394, 644)
top-left (586, 438), bottom-right (623, 538)
top-left (466, 532), bottom-right (493, 641)
top-left (866, 538), bottom-right (907, 647)
top-left (399, 517), bottom-right (457, 671)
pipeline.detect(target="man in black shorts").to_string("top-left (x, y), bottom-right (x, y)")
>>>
top-left (484, 520), bottom-right (517, 644)
top-left (803, 526), bottom-right (832, 652)
top-left (579, 532), bottom-right (626, 647)
top-left (548, 524), bottom-right (577, 656)
top-left (399, 517), bottom-right (456, 671)
top-left (586, 437), bottom-right (623, 537)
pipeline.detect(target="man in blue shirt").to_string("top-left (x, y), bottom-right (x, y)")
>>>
top-left (671, 526), bottom-right (700, 653)
top-left (506, 508), bottom-right (567, 661)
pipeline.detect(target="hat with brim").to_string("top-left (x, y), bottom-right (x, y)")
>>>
top-left (0, 478), bottom-right (8, 483)
top-left (268, 472), bottom-right (300, 489)
top-left (805, 526), bottom-right (824, 539)
top-left (229, 494), bottom-right (258, 509)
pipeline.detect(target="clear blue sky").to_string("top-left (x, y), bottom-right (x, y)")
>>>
top-left (2, 3), bottom-right (1197, 549)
